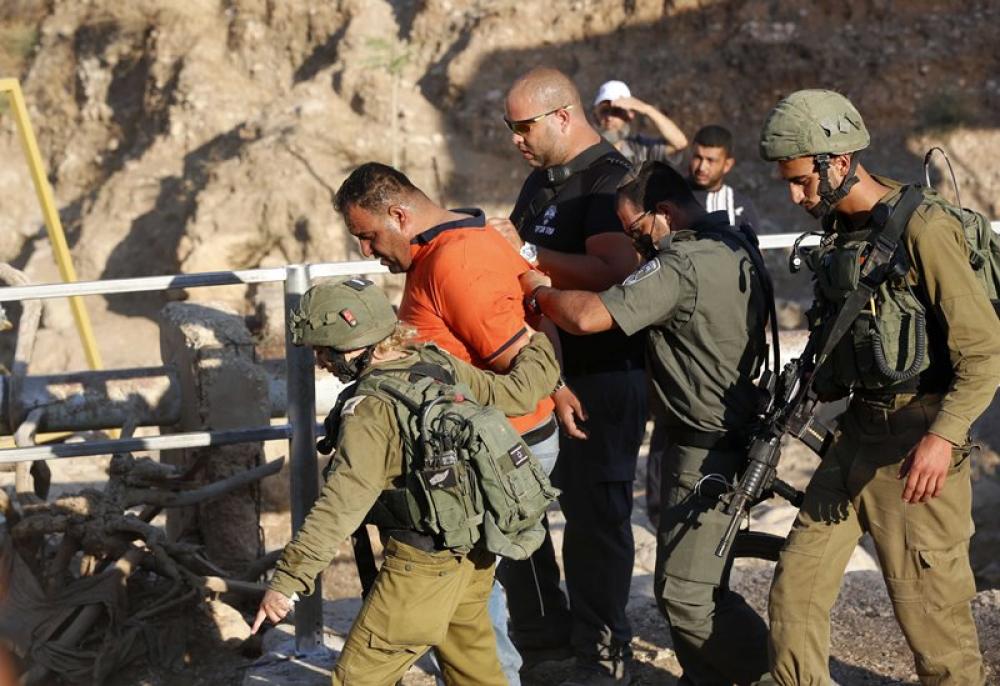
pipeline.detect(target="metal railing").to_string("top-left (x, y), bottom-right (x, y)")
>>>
top-left (0, 259), bottom-right (387, 652)
top-left (2, 222), bottom-right (998, 650)
top-left (0, 260), bottom-right (386, 303)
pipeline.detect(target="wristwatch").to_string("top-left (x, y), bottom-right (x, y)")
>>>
top-left (519, 241), bottom-right (539, 266)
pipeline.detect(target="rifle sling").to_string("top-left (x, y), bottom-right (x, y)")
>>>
top-left (809, 185), bottom-right (925, 381)
top-left (351, 524), bottom-right (379, 598)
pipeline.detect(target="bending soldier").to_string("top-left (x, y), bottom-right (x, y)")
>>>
top-left (252, 279), bottom-right (560, 686)
top-left (757, 89), bottom-right (1000, 685)
top-left (520, 161), bottom-right (772, 685)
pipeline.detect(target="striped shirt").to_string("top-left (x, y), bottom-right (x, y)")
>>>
top-left (691, 184), bottom-right (761, 233)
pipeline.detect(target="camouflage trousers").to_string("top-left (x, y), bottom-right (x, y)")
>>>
top-left (764, 393), bottom-right (985, 686)
top-left (333, 538), bottom-right (506, 686)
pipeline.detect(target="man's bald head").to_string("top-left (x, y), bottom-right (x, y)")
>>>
top-left (507, 67), bottom-right (583, 112)
top-left (504, 67), bottom-right (600, 169)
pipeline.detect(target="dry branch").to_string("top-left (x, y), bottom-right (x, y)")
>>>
top-left (122, 457), bottom-right (285, 509)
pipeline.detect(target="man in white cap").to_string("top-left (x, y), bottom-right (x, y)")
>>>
top-left (592, 79), bottom-right (687, 164)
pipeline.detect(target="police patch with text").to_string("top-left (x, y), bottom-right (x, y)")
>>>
top-left (622, 258), bottom-right (661, 286)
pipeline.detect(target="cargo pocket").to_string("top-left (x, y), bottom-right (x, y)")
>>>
top-left (363, 544), bottom-right (463, 648)
top-left (916, 542), bottom-right (976, 611)
top-left (659, 495), bottom-right (730, 585)
top-left (897, 448), bottom-right (976, 611)
top-left (903, 447), bottom-right (974, 551)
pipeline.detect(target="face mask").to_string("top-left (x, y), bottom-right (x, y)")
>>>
top-left (326, 347), bottom-right (374, 383)
top-left (633, 233), bottom-right (658, 261)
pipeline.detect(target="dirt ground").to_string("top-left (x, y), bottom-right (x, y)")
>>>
top-left (244, 430), bottom-right (1000, 686)
top-left (3, 412), bottom-right (999, 685)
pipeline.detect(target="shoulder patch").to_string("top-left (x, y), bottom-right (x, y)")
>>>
top-left (622, 258), bottom-right (661, 286)
top-left (340, 395), bottom-right (367, 417)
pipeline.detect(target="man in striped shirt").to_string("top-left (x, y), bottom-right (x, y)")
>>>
top-left (688, 125), bottom-right (761, 234)
top-left (645, 125), bottom-right (764, 529)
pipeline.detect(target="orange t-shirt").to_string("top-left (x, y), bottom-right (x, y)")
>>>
top-left (399, 210), bottom-right (555, 434)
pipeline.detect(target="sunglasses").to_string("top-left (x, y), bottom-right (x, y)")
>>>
top-left (595, 104), bottom-right (630, 120)
top-left (504, 104), bottom-right (574, 135)
top-left (625, 210), bottom-right (651, 236)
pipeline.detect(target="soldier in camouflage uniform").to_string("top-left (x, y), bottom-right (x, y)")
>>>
top-left (757, 90), bottom-right (1000, 685)
top-left (251, 279), bottom-right (560, 686)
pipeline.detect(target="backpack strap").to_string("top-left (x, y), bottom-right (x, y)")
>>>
top-left (511, 152), bottom-right (630, 232)
top-left (697, 224), bottom-right (781, 374)
top-left (407, 362), bottom-right (455, 385)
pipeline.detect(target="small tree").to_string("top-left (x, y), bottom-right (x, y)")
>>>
top-left (364, 37), bottom-right (411, 170)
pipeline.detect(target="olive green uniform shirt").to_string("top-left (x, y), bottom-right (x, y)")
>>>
top-left (598, 211), bottom-right (768, 434)
top-left (269, 333), bottom-right (559, 598)
top-left (830, 176), bottom-right (1000, 444)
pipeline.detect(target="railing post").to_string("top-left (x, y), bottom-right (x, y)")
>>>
top-left (284, 264), bottom-right (322, 652)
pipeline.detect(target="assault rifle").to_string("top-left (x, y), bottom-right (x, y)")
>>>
top-left (715, 339), bottom-right (833, 559)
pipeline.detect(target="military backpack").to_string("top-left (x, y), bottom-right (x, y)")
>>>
top-left (914, 186), bottom-right (1000, 313)
top-left (349, 346), bottom-right (559, 560)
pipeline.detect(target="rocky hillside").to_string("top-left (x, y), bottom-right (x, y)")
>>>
top-left (1, 0), bottom-right (999, 371)
top-left (2, 3), bottom-right (1000, 682)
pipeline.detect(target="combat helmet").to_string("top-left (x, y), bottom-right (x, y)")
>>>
top-left (289, 278), bottom-right (396, 351)
top-left (759, 89), bottom-right (869, 162)
top-left (759, 89), bottom-right (869, 219)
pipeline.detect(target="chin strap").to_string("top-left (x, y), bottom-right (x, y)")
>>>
top-left (330, 345), bottom-right (376, 383)
top-left (808, 152), bottom-right (861, 219)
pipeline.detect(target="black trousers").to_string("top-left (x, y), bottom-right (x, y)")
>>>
top-left (553, 367), bottom-right (647, 659)
top-left (496, 514), bottom-right (571, 644)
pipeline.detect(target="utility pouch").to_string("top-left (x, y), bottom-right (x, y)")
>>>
top-left (360, 348), bottom-right (557, 559)
top-left (814, 241), bottom-right (867, 301)
top-left (810, 224), bottom-right (929, 391)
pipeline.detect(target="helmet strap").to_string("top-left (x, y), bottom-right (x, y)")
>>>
top-left (328, 345), bottom-right (376, 383)
top-left (808, 152), bottom-right (861, 219)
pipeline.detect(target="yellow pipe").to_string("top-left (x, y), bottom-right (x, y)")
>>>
top-left (0, 78), bottom-right (103, 370)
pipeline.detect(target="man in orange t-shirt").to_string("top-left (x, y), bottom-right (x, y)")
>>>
top-left (335, 162), bottom-right (579, 683)
top-left (399, 215), bottom-right (554, 434)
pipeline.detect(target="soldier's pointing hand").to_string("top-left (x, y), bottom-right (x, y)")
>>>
top-left (251, 589), bottom-right (295, 634)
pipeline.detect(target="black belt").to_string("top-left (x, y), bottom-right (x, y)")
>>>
top-left (522, 416), bottom-right (557, 446)
top-left (381, 529), bottom-right (438, 553)
top-left (854, 390), bottom-right (912, 405)
top-left (671, 428), bottom-right (747, 451)
top-left (853, 381), bottom-right (939, 405)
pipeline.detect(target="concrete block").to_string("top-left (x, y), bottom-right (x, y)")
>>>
top-left (159, 301), bottom-right (269, 571)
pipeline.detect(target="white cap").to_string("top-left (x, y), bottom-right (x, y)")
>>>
top-left (593, 80), bottom-right (631, 107)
